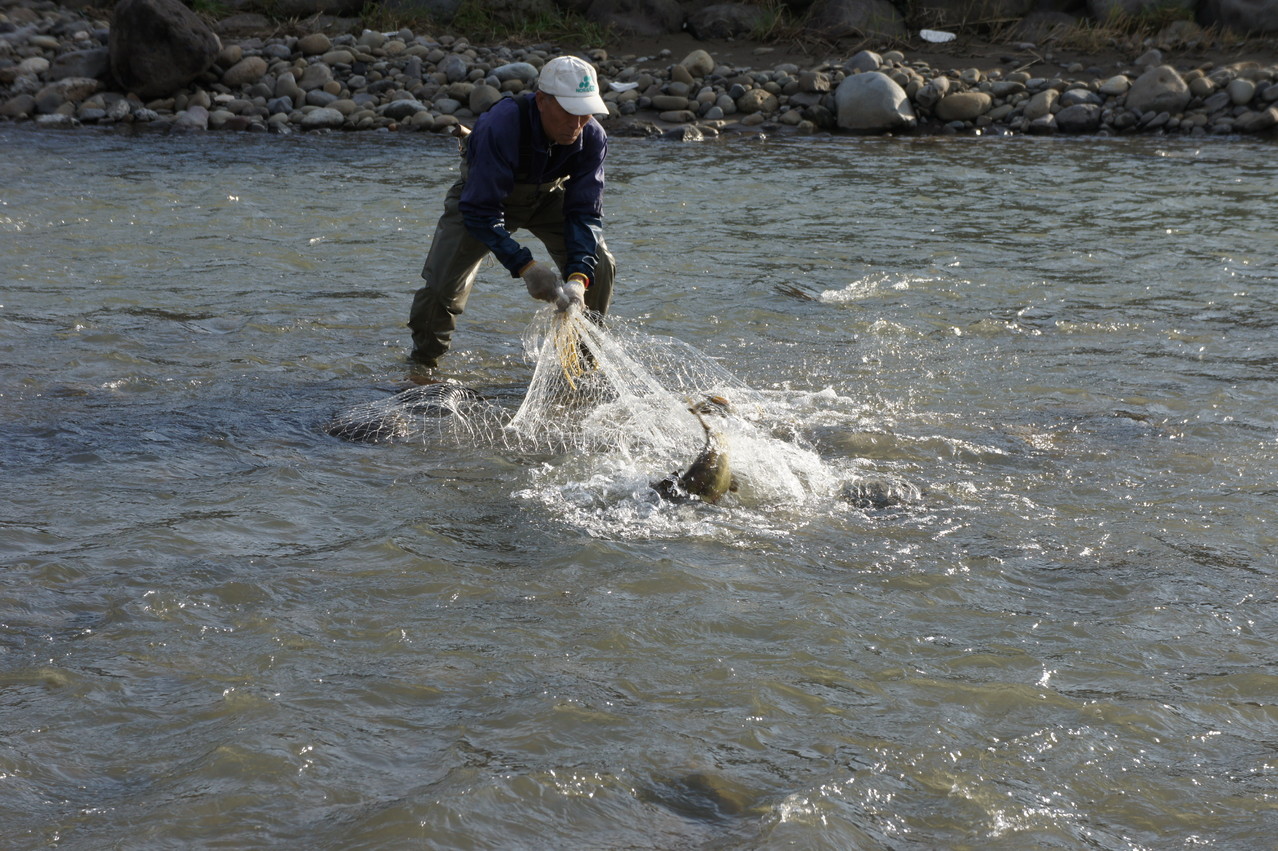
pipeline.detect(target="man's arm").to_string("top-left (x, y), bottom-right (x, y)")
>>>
top-left (459, 103), bottom-right (535, 276)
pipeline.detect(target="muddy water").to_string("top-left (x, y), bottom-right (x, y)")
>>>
top-left (2, 126), bottom-right (1277, 848)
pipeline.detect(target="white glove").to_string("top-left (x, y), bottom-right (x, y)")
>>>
top-left (557, 274), bottom-right (587, 312)
top-left (521, 261), bottom-right (560, 303)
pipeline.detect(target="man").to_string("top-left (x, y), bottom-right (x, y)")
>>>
top-left (407, 54), bottom-right (616, 368)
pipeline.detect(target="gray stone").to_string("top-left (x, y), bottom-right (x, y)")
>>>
top-left (492, 62), bottom-right (539, 84)
top-left (1024, 89), bottom-right (1057, 120)
top-left (223, 56), bottom-right (268, 88)
top-left (1234, 105), bottom-right (1278, 131)
top-left (735, 88), bottom-right (778, 114)
top-left (1227, 78), bottom-right (1256, 105)
top-left (934, 91), bottom-right (991, 121)
top-left (440, 54), bottom-right (469, 83)
top-left (1, 94), bottom-right (37, 119)
top-left (1098, 75), bottom-right (1131, 96)
top-left (50, 48), bottom-right (110, 81)
top-left (301, 107), bottom-right (345, 129)
top-left (275, 72), bottom-right (303, 102)
top-left (845, 50), bottom-right (882, 73)
top-left (381, 98), bottom-right (427, 119)
top-left (305, 90), bottom-right (338, 107)
top-left (35, 77), bottom-right (100, 113)
top-left (173, 104), bottom-right (209, 130)
top-left (469, 84), bottom-right (502, 114)
top-left (298, 63), bottom-right (334, 91)
top-left (1059, 88), bottom-right (1103, 107)
top-left (1056, 103), bottom-right (1102, 132)
top-left (679, 49), bottom-right (715, 78)
top-left (651, 94), bottom-right (689, 111)
top-left (834, 71), bottom-right (915, 133)
top-left (1126, 65), bottom-right (1191, 115)
top-left (297, 33), bottom-right (332, 55)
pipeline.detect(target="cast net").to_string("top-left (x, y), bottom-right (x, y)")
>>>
top-left (324, 307), bottom-right (836, 506)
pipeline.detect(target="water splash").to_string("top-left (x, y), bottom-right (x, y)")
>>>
top-left (326, 308), bottom-right (873, 532)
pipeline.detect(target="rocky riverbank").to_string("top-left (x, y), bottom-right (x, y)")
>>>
top-left (2, 1), bottom-right (1277, 139)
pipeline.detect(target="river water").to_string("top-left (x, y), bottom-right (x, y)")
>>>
top-left (3, 124), bottom-right (1277, 849)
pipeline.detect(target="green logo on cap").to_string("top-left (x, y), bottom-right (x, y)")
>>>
top-left (576, 74), bottom-right (594, 93)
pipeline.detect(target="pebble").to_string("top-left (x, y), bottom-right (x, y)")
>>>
top-left (2, 6), bottom-right (1277, 139)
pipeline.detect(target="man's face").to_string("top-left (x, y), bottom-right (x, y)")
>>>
top-left (536, 91), bottom-right (592, 145)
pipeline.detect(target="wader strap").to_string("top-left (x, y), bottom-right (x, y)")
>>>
top-left (515, 93), bottom-right (535, 183)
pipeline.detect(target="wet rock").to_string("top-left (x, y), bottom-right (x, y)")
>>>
top-left (662, 124), bottom-right (704, 141)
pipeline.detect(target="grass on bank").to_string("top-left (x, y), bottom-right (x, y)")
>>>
top-left (148, 0), bottom-right (1273, 58)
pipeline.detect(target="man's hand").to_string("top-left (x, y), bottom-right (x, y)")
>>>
top-left (521, 262), bottom-right (560, 303)
top-left (557, 274), bottom-right (587, 312)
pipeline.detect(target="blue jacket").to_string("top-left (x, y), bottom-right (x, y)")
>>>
top-left (459, 94), bottom-right (608, 282)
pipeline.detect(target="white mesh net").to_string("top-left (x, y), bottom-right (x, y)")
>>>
top-left (324, 307), bottom-right (844, 510)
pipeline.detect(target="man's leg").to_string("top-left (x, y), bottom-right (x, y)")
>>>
top-left (408, 180), bottom-right (490, 366)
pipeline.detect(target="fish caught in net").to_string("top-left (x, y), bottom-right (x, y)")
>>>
top-left (324, 306), bottom-right (836, 506)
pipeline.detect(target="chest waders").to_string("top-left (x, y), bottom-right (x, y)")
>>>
top-left (407, 95), bottom-right (616, 367)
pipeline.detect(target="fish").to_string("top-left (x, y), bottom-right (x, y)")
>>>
top-left (652, 395), bottom-right (738, 505)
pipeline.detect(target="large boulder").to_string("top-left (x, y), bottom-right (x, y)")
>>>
top-left (915, 0), bottom-right (1036, 25)
top-left (1125, 64), bottom-right (1191, 115)
top-left (50, 48), bottom-right (111, 81)
top-left (1197, 0), bottom-right (1278, 33)
top-left (585, 0), bottom-right (684, 36)
top-left (835, 71), bottom-right (916, 133)
top-left (109, 0), bottom-right (221, 99)
top-left (1088, 0), bottom-right (1194, 18)
top-left (686, 3), bottom-right (768, 39)
top-left (804, 0), bottom-right (907, 39)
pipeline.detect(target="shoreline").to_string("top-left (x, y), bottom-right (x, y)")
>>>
top-left (2, 5), bottom-right (1277, 139)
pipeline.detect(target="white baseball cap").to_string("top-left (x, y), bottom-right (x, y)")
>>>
top-left (538, 55), bottom-right (608, 116)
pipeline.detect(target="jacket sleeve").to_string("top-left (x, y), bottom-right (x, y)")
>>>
top-left (459, 106), bottom-right (534, 277)
top-left (562, 125), bottom-right (608, 282)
